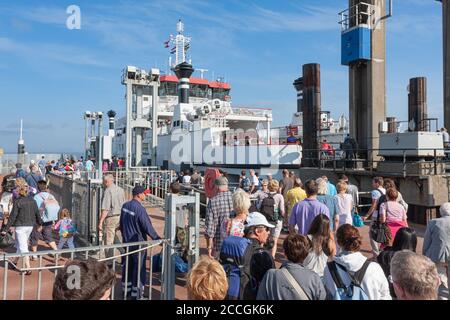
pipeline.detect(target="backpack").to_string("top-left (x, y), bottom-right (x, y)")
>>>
top-left (57, 219), bottom-right (77, 238)
top-left (219, 236), bottom-right (265, 300)
top-left (327, 260), bottom-right (371, 300)
top-left (261, 193), bottom-right (278, 222)
top-left (240, 177), bottom-right (251, 192)
top-left (38, 193), bottom-right (60, 223)
top-left (375, 189), bottom-right (387, 213)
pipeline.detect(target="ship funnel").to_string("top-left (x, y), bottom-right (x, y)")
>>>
top-left (174, 62), bottom-right (195, 104)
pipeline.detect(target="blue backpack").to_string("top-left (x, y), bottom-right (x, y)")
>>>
top-left (240, 177), bottom-right (251, 192)
top-left (219, 236), bottom-right (264, 300)
top-left (151, 253), bottom-right (188, 273)
top-left (327, 260), bottom-right (371, 300)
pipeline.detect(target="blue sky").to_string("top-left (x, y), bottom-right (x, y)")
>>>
top-left (0, 0), bottom-right (444, 153)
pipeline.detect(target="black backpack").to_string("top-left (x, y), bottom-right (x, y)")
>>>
top-left (375, 189), bottom-right (387, 213)
top-left (261, 193), bottom-right (277, 222)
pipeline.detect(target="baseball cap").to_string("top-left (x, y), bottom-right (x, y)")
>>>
top-left (132, 186), bottom-right (150, 196)
top-left (214, 176), bottom-right (228, 186)
top-left (246, 212), bottom-right (275, 229)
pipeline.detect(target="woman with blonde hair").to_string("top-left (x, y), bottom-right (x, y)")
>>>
top-left (334, 181), bottom-right (354, 228)
top-left (221, 189), bottom-right (251, 238)
top-left (316, 178), bottom-right (338, 232)
top-left (1, 181), bottom-right (43, 275)
top-left (187, 256), bottom-right (228, 300)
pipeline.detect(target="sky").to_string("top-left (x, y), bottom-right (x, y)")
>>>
top-left (0, 0), bottom-right (444, 153)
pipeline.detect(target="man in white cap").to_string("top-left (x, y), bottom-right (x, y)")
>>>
top-left (219, 211), bottom-right (275, 300)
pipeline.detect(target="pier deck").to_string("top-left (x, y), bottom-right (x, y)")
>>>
top-left (0, 204), bottom-right (425, 300)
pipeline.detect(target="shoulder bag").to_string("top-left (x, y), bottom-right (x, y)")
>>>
top-left (281, 267), bottom-right (310, 300)
top-left (369, 201), bottom-right (392, 245)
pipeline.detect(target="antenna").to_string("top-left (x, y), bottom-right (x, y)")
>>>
top-left (197, 68), bottom-right (209, 79)
top-left (167, 20), bottom-right (191, 67)
top-left (20, 118), bottom-right (23, 140)
top-left (177, 19), bottom-right (184, 34)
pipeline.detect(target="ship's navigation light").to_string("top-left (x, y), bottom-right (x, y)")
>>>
top-left (177, 19), bottom-right (184, 34)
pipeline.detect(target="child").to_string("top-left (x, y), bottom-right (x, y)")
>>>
top-left (54, 209), bottom-right (76, 249)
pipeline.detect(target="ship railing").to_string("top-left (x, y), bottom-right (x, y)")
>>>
top-left (230, 107), bottom-right (272, 118)
top-left (301, 147), bottom-right (450, 177)
top-left (0, 239), bottom-right (166, 300)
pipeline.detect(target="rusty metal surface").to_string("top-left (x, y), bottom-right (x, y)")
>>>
top-left (301, 63), bottom-right (321, 166)
top-left (408, 77), bottom-right (428, 131)
top-left (386, 116), bottom-right (397, 133)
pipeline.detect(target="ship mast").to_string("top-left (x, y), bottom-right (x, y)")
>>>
top-left (168, 19), bottom-right (191, 68)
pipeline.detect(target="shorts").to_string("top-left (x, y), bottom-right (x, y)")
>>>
top-left (30, 222), bottom-right (55, 246)
top-left (270, 220), bottom-right (283, 238)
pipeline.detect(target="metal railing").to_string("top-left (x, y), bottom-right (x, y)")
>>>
top-left (0, 154), bottom-right (62, 175)
top-left (47, 169), bottom-right (171, 245)
top-left (338, 2), bottom-right (373, 31)
top-left (302, 147), bottom-right (450, 177)
top-left (0, 240), bottom-right (166, 300)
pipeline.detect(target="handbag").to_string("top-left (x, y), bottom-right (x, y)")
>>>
top-left (0, 231), bottom-right (15, 249)
top-left (352, 213), bottom-right (365, 227)
top-left (369, 202), bottom-right (392, 245)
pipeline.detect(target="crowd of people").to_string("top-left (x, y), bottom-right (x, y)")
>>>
top-left (2, 161), bottom-right (449, 301)
top-left (197, 170), bottom-right (449, 301)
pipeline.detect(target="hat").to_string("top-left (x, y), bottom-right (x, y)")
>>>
top-left (132, 186), bottom-right (150, 196)
top-left (214, 176), bottom-right (228, 186)
top-left (246, 212), bottom-right (275, 229)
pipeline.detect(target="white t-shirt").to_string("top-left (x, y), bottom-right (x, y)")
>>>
top-left (371, 187), bottom-right (386, 219)
top-left (182, 175), bottom-right (191, 184)
top-left (251, 175), bottom-right (259, 187)
top-left (334, 193), bottom-right (354, 226)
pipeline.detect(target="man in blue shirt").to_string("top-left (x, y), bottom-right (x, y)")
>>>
top-left (38, 156), bottom-right (46, 176)
top-left (120, 185), bottom-right (161, 299)
top-left (15, 163), bottom-right (26, 179)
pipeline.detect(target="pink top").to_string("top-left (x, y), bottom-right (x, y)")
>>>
top-left (379, 201), bottom-right (407, 223)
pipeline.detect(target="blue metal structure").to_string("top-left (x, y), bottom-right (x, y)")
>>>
top-left (341, 26), bottom-right (371, 65)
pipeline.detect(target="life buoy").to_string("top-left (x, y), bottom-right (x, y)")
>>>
top-left (204, 168), bottom-right (220, 198)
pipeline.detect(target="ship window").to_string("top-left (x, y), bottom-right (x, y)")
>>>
top-left (159, 82), bottom-right (177, 96)
top-left (212, 88), bottom-right (230, 100)
top-left (190, 84), bottom-right (208, 98)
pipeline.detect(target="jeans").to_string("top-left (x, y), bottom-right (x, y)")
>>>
top-left (58, 236), bottom-right (75, 249)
